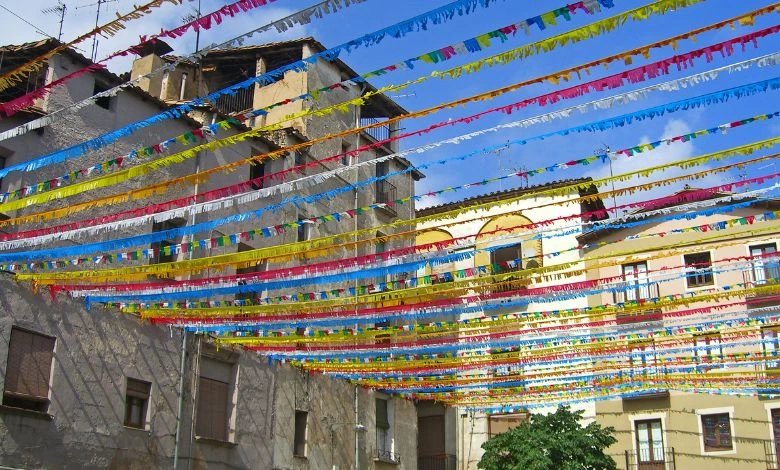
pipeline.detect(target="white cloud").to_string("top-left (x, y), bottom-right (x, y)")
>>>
top-left (584, 119), bottom-right (726, 215)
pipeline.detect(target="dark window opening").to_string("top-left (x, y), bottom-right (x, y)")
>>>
top-left (294, 410), bottom-right (308, 457)
top-left (249, 160), bottom-right (265, 190)
top-left (701, 413), bottom-right (732, 452)
top-left (151, 219), bottom-right (186, 264)
top-left (124, 378), bottom-right (151, 429)
top-left (93, 82), bottom-right (112, 110)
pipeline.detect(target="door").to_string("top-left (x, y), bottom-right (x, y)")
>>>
top-left (635, 419), bottom-right (665, 470)
top-left (752, 244), bottom-right (779, 284)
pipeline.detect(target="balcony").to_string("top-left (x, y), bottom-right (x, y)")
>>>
top-left (418, 454), bottom-right (456, 470)
top-left (376, 180), bottom-right (398, 217)
top-left (214, 85), bottom-right (254, 115)
top-left (612, 281), bottom-right (660, 305)
top-left (765, 440), bottom-right (780, 469)
top-left (360, 117), bottom-right (391, 144)
top-left (624, 447), bottom-right (675, 470)
top-left (375, 448), bottom-right (401, 464)
top-left (744, 266), bottom-right (780, 307)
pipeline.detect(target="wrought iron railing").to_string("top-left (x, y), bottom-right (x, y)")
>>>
top-left (376, 180), bottom-right (398, 215)
top-left (418, 453), bottom-right (457, 470)
top-left (214, 85), bottom-right (254, 115)
top-left (360, 117), bottom-right (391, 142)
top-left (744, 266), bottom-right (780, 300)
top-left (612, 281), bottom-right (661, 304)
top-left (765, 439), bottom-right (779, 469)
top-left (624, 447), bottom-right (675, 470)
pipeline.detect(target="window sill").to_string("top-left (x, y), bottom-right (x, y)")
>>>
top-left (701, 448), bottom-right (736, 456)
top-left (374, 457), bottom-right (400, 465)
top-left (195, 436), bottom-right (237, 447)
top-left (122, 425), bottom-right (151, 434)
top-left (293, 454), bottom-right (307, 460)
top-left (0, 404), bottom-right (53, 420)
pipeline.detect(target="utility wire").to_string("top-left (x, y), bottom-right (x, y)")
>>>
top-left (0, 4), bottom-right (56, 40)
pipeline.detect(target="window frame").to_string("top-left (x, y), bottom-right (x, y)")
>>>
top-left (2, 326), bottom-right (56, 413)
top-left (124, 377), bottom-right (151, 430)
top-left (696, 407), bottom-right (735, 455)
top-left (195, 355), bottom-right (238, 443)
top-left (750, 243), bottom-right (779, 285)
top-left (293, 410), bottom-right (308, 457)
top-left (622, 261), bottom-right (650, 302)
top-left (487, 412), bottom-right (528, 439)
top-left (683, 251), bottom-right (715, 289)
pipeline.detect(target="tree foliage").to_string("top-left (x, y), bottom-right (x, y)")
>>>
top-left (478, 406), bottom-right (617, 470)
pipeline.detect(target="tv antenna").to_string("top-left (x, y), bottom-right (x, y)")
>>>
top-left (75, 0), bottom-right (117, 61)
top-left (42, 2), bottom-right (68, 41)
top-left (495, 142), bottom-right (527, 190)
top-left (181, 0), bottom-right (202, 53)
top-left (595, 143), bottom-right (618, 215)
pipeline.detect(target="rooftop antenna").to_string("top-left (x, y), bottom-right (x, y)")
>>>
top-left (495, 141), bottom-right (526, 190)
top-left (42, 2), bottom-right (68, 41)
top-left (595, 143), bottom-right (618, 215)
top-left (181, 0), bottom-right (202, 53)
top-left (75, 0), bottom-right (117, 61)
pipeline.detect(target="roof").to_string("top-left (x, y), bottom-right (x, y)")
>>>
top-left (170, 37), bottom-right (408, 117)
top-left (0, 39), bottom-right (278, 150)
top-left (577, 187), bottom-right (780, 244)
top-left (415, 178), bottom-right (599, 217)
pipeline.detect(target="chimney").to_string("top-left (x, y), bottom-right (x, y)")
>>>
top-left (130, 39), bottom-right (174, 99)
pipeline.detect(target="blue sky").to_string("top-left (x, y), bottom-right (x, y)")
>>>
top-left (2, 0), bottom-right (778, 212)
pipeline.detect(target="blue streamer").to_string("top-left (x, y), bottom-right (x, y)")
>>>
top-left (0, 0), bottom-right (524, 180)
top-left (3, 78), bottom-right (778, 264)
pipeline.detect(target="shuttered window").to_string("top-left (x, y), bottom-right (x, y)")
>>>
top-left (293, 410), bottom-right (307, 457)
top-left (3, 327), bottom-right (55, 412)
top-left (488, 413), bottom-right (528, 438)
top-left (701, 413), bottom-right (733, 452)
top-left (124, 378), bottom-right (151, 429)
top-left (376, 398), bottom-right (389, 429)
top-left (196, 357), bottom-right (233, 442)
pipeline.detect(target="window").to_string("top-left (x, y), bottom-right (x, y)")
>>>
top-left (293, 410), bottom-right (307, 457)
top-left (751, 243), bottom-right (779, 285)
top-left (196, 357), bottom-right (236, 442)
top-left (622, 262), bottom-right (649, 302)
top-left (763, 327), bottom-right (780, 369)
top-left (694, 333), bottom-right (723, 371)
top-left (179, 72), bottom-right (188, 101)
top-left (124, 378), bottom-right (151, 429)
top-left (235, 243), bottom-right (266, 303)
top-left (684, 252), bottom-right (714, 288)
top-left (635, 419), bottom-right (665, 465)
top-left (294, 151), bottom-right (305, 167)
top-left (375, 397), bottom-right (392, 455)
top-left (0, 154), bottom-right (6, 191)
top-left (488, 413), bottom-right (528, 438)
top-left (700, 412), bottom-right (733, 452)
top-left (3, 327), bottom-right (55, 413)
top-left (490, 243), bottom-right (522, 272)
top-left (93, 81), bottom-right (112, 110)
top-left (160, 70), bottom-right (170, 96)
top-left (151, 219), bottom-right (186, 264)
top-left (297, 216), bottom-right (309, 243)
top-left (249, 159), bottom-right (265, 190)
top-left (342, 141), bottom-right (353, 166)
top-left (627, 341), bottom-right (658, 379)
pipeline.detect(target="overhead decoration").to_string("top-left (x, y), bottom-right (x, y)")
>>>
top-left (0, 0), bottom-right (187, 92)
top-left (0, 0), bottom-right (285, 116)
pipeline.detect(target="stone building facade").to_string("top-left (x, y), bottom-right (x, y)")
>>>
top-left (0, 37), bottom-right (422, 469)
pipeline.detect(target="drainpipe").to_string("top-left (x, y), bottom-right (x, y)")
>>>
top-left (354, 386), bottom-right (360, 470)
top-left (173, 330), bottom-right (187, 469)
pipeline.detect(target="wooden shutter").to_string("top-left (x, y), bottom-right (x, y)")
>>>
top-left (376, 398), bottom-right (389, 429)
top-left (196, 376), bottom-right (229, 441)
top-left (418, 415), bottom-right (445, 456)
top-left (5, 328), bottom-right (55, 399)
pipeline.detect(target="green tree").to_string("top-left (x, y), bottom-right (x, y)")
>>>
top-left (478, 406), bottom-right (617, 470)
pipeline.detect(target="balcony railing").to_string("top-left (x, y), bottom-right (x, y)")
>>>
top-left (613, 281), bottom-right (661, 305)
top-left (624, 447), bottom-right (675, 470)
top-left (418, 454), bottom-right (456, 470)
top-left (765, 439), bottom-right (780, 469)
top-left (376, 180), bottom-right (398, 216)
top-left (744, 266), bottom-right (780, 303)
top-left (214, 85), bottom-right (254, 115)
top-left (360, 117), bottom-right (391, 142)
